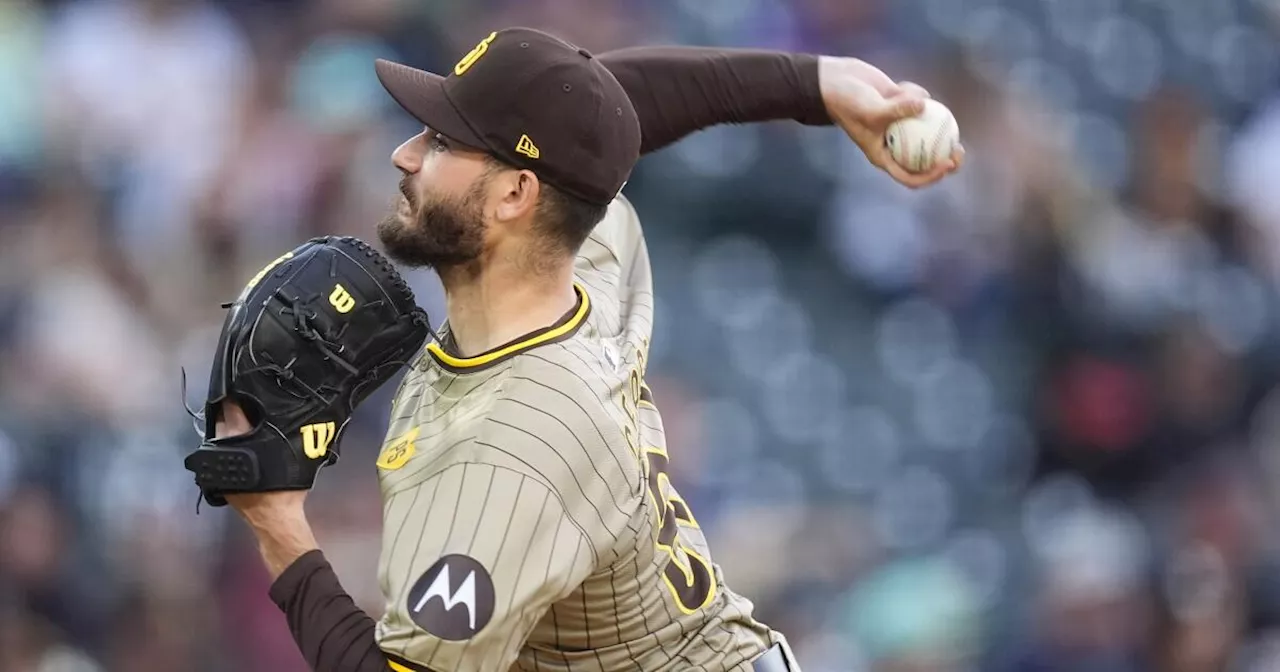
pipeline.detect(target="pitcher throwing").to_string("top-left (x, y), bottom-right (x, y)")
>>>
top-left (191, 26), bottom-right (961, 672)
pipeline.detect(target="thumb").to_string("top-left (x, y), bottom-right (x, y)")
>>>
top-left (875, 94), bottom-right (925, 125)
top-left (218, 399), bottom-right (252, 436)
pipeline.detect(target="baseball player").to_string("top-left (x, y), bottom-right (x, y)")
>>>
top-left (207, 27), bottom-right (961, 672)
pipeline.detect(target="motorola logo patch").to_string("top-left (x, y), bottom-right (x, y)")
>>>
top-left (406, 554), bottom-right (496, 640)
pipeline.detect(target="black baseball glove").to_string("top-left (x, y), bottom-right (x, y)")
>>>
top-left (183, 236), bottom-right (433, 507)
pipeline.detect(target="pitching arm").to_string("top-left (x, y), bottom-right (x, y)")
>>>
top-left (596, 46), bottom-right (833, 155)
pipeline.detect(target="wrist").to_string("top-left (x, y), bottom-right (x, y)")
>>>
top-left (232, 493), bottom-right (318, 579)
top-left (818, 55), bottom-right (898, 106)
top-left (252, 514), bottom-right (318, 580)
top-left (238, 494), bottom-right (307, 530)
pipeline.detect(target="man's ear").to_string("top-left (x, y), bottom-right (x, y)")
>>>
top-left (493, 170), bottom-right (541, 223)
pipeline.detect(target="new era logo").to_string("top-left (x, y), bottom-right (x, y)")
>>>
top-left (406, 554), bottom-right (496, 640)
top-left (515, 134), bottom-right (540, 159)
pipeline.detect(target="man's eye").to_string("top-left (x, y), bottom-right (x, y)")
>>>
top-left (429, 136), bottom-right (448, 152)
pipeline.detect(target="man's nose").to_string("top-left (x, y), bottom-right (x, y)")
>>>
top-left (391, 132), bottom-right (426, 172)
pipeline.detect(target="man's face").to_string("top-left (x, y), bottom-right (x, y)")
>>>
top-left (378, 129), bottom-right (494, 270)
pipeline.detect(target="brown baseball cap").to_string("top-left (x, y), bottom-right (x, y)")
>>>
top-left (375, 27), bottom-right (641, 206)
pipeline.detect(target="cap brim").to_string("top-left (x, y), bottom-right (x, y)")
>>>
top-left (374, 59), bottom-right (487, 149)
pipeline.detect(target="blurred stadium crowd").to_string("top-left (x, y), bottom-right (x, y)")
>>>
top-left (5, 0), bottom-right (1280, 670)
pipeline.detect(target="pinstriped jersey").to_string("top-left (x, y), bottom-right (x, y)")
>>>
top-left (372, 195), bottom-right (784, 671)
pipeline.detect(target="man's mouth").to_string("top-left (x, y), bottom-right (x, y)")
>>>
top-left (399, 177), bottom-right (414, 206)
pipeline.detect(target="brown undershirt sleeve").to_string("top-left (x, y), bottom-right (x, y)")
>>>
top-left (596, 46), bottom-right (833, 155)
top-left (268, 550), bottom-right (404, 672)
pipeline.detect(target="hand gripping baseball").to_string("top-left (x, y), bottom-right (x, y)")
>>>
top-left (183, 236), bottom-right (434, 507)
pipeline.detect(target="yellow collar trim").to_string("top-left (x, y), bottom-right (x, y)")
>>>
top-left (426, 284), bottom-right (591, 371)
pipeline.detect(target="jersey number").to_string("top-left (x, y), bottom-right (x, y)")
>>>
top-left (622, 345), bottom-right (717, 614)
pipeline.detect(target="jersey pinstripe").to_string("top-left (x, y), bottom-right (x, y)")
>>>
top-left (373, 195), bottom-right (784, 671)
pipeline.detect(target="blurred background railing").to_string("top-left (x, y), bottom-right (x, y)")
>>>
top-left (5, 0), bottom-right (1280, 670)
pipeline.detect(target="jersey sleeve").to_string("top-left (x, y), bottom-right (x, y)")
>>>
top-left (375, 459), bottom-right (596, 672)
top-left (575, 195), bottom-right (654, 340)
top-left (576, 194), bottom-right (644, 292)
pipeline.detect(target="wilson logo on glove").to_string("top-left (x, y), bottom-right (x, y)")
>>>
top-left (329, 284), bottom-right (356, 314)
top-left (301, 421), bottom-right (337, 459)
top-left (182, 236), bottom-right (435, 508)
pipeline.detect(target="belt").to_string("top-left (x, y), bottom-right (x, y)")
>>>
top-left (751, 643), bottom-right (793, 672)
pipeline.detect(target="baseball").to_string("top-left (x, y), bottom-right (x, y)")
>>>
top-left (884, 99), bottom-right (961, 174)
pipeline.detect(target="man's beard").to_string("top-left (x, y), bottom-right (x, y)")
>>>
top-left (377, 175), bottom-right (488, 270)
